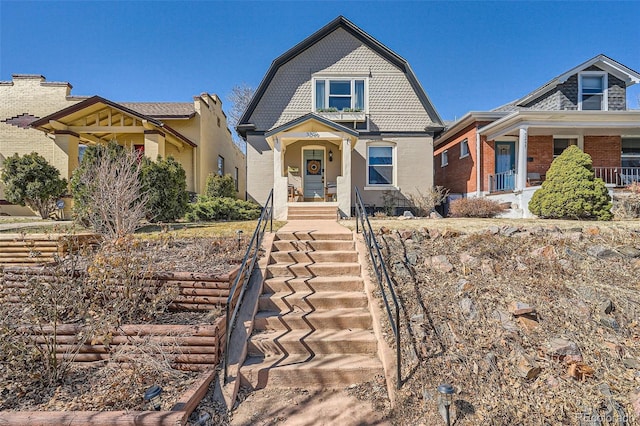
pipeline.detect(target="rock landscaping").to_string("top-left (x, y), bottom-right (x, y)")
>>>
top-left (374, 224), bottom-right (640, 425)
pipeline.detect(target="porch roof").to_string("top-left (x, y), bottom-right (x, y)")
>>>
top-left (30, 95), bottom-right (197, 148)
top-left (264, 113), bottom-right (359, 149)
top-left (479, 110), bottom-right (640, 141)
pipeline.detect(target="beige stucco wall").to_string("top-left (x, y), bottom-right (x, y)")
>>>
top-left (246, 134), bottom-right (274, 205)
top-left (247, 27), bottom-right (437, 132)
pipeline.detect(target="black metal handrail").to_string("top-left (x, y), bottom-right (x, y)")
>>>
top-left (354, 186), bottom-right (402, 389)
top-left (224, 189), bottom-right (273, 382)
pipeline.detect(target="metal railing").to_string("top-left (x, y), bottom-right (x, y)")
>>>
top-left (488, 169), bottom-right (516, 193)
top-left (354, 186), bottom-right (402, 389)
top-left (224, 189), bottom-right (273, 382)
top-left (594, 167), bottom-right (640, 187)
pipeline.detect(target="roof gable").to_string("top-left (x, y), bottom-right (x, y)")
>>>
top-left (513, 54), bottom-right (640, 107)
top-left (238, 16), bottom-right (442, 135)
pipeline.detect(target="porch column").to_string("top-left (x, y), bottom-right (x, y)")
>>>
top-left (516, 126), bottom-right (528, 191)
top-left (52, 130), bottom-right (79, 182)
top-left (144, 130), bottom-right (166, 160)
top-left (272, 137), bottom-right (287, 220)
top-left (336, 137), bottom-right (352, 218)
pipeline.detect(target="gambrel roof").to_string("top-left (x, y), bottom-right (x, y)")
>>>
top-left (238, 15), bottom-right (443, 136)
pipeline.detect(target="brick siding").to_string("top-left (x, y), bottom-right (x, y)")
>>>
top-left (434, 124), bottom-right (478, 194)
top-left (584, 136), bottom-right (622, 168)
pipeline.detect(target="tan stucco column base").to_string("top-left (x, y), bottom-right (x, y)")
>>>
top-left (53, 130), bottom-right (79, 182)
top-left (144, 130), bottom-right (166, 160)
top-left (336, 137), bottom-right (352, 218)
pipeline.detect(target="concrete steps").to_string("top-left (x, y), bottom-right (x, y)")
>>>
top-left (286, 205), bottom-right (337, 221)
top-left (239, 223), bottom-right (384, 390)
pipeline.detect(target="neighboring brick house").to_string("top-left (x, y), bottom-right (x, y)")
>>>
top-left (237, 16), bottom-right (443, 219)
top-left (0, 74), bottom-right (245, 216)
top-left (434, 55), bottom-right (640, 217)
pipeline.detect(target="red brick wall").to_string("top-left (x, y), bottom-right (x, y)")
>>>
top-left (584, 136), bottom-right (621, 168)
top-left (480, 137), bottom-right (494, 193)
top-left (527, 136), bottom-right (554, 183)
top-left (434, 124), bottom-right (478, 194)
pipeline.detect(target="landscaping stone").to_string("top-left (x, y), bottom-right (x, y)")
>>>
top-left (379, 226), bottom-right (391, 235)
top-left (599, 299), bottom-right (614, 315)
top-left (426, 255), bottom-right (453, 273)
top-left (623, 358), bottom-right (640, 370)
top-left (457, 279), bottom-right (473, 293)
top-left (617, 246), bottom-right (640, 258)
top-left (531, 245), bottom-right (556, 259)
top-left (564, 247), bottom-right (585, 259)
top-left (515, 352), bottom-right (541, 380)
top-left (564, 232), bottom-right (583, 242)
top-left (587, 245), bottom-right (619, 259)
top-left (403, 210), bottom-right (415, 218)
top-left (429, 211), bottom-right (442, 219)
top-left (508, 302), bottom-right (536, 316)
top-left (501, 226), bottom-right (519, 237)
top-left (599, 317), bottom-right (620, 331)
top-left (399, 230), bottom-right (413, 240)
top-left (411, 313), bottom-right (424, 323)
top-left (459, 297), bottom-right (478, 320)
top-left (459, 252), bottom-right (479, 268)
top-left (517, 316), bottom-right (540, 333)
top-left (603, 341), bottom-right (624, 359)
top-left (492, 309), bottom-right (518, 333)
top-left (488, 226), bottom-right (500, 235)
top-left (406, 251), bottom-right (418, 266)
top-left (546, 338), bottom-right (582, 363)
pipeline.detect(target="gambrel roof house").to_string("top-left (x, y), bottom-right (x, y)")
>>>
top-left (434, 54), bottom-right (640, 217)
top-left (237, 16), bottom-right (443, 219)
top-left (0, 74), bottom-right (245, 216)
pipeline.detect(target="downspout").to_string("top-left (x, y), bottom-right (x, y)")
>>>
top-left (476, 129), bottom-right (481, 197)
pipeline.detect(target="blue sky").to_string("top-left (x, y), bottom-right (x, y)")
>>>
top-left (1, 1), bottom-right (639, 122)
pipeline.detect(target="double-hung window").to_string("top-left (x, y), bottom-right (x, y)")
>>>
top-left (553, 138), bottom-right (577, 158)
top-left (315, 78), bottom-right (366, 112)
top-left (441, 150), bottom-right (448, 167)
top-left (579, 72), bottom-right (607, 111)
top-left (367, 145), bottom-right (393, 186)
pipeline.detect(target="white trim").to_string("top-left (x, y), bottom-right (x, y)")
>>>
top-left (312, 76), bottom-right (369, 114)
top-left (364, 185), bottom-right (398, 191)
top-left (366, 141), bottom-right (396, 187)
top-left (578, 71), bottom-right (608, 111)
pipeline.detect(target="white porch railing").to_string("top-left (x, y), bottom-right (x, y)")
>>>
top-left (488, 169), bottom-right (516, 193)
top-left (593, 167), bottom-right (640, 186)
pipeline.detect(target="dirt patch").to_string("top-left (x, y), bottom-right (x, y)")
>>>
top-left (374, 223), bottom-right (640, 425)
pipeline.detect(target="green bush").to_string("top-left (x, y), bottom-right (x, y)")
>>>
top-left (185, 196), bottom-right (261, 221)
top-left (205, 173), bottom-right (236, 198)
top-left (529, 146), bottom-right (612, 220)
top-left (449, 197), bottom-right (506, 218)
top-left (0, 152), bottom-right (67, 219)
top-left (140, 156), bottom-right (188, 222)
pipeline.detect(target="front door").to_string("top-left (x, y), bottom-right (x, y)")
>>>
top-left (303, 149), bottom-right (324, 200)
top-left (495, 141), bottom-right (515, 191)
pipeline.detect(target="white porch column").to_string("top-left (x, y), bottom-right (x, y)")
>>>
top-left (516, 126), bottom-right (528, 191)
top-left (336, 137), bottom-right (352, 218)
top-left (272, 137), bottom-right (288, 220)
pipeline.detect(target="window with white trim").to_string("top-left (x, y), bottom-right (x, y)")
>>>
top-left (315, 78), bottom-right (366, 112)
top-left (622, 137), bottom-right (640, 168)
top-left (234, 167), bottom-right (239, 191)
top-left (367, 145), bottom-right (394, 186)
top-left (579, 72), bottom-right (607, 111)
top-left (460, 139), bottom-right (469, 158)
top-left (441, 150), bottom-right (448, 167)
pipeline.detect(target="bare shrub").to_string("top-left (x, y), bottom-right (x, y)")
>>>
top-left (613, 182), bottom-right (640, 219)
top-left (449, 197), bottom-right (507, 218)
top-left (74, 146), bottom-right (149, 241)
top-left (407, 186), bottom-right (449, 217)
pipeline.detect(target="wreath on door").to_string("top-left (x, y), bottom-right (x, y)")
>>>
top-left (307, 159), bottom-right (321, 175)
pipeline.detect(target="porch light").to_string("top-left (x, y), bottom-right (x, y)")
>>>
top-left (437, 383), bottom-right (455, 426)
top-left (143, 384), bottom-right (163, 411)
top-left (329, 150), bottom-right (333, 162)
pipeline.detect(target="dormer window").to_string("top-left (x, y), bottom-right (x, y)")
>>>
top-left (579, 72), bottom-right (607, 111)
top-left (314, 78), bottom-right (366, 112)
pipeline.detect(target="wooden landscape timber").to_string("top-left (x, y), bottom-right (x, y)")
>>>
top-left (0, 233), bottom-right (100, 267)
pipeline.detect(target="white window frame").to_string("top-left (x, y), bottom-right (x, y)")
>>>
top-left (553, 137), bottom-right (578, 158)
top-left (365, 142), bottom-right (396, 189)
top-left (460, 139), bottom-right (469, 159)
top-left (441, 150), bottom-right (448, 167)
top-left (578, 71), bottom-right (608, 111)
top-left (312, 76), bottom-right (369, 113)
top-left (622, 136), bottom-right (640, 168)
